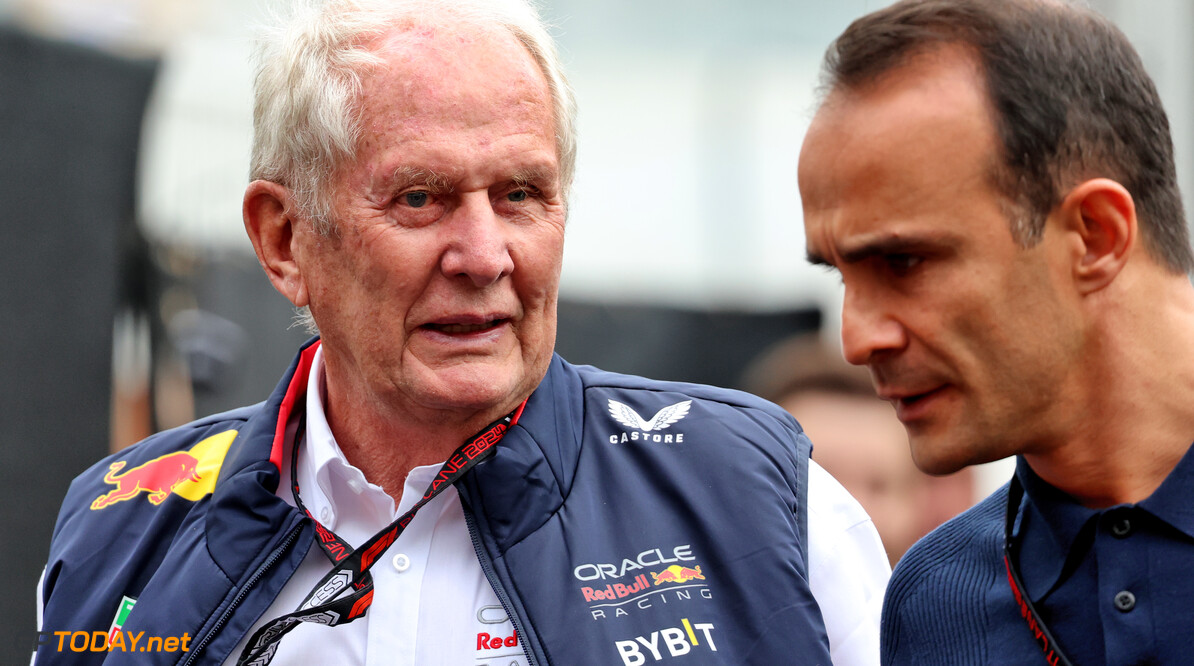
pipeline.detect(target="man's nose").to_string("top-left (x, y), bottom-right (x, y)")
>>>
top-left (440, 195), bottom-right (515, 287)
top-left (840, 286), bottom-right (907, 366)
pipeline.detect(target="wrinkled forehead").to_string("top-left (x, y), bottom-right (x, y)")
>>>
top-left (371, 19), bottom-right (534, 73)
top-left (351, 21), bottom-right (555, 152)
top-left (368, 21), bottom-right (549, 99)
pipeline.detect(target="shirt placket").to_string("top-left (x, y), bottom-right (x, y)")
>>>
top-left (364, 478), bottom-right (438, 665)
top-left (1095, 507), bottom-right (1152, 665)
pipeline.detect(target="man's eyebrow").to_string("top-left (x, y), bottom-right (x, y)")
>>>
top-left (805, 249), bottom-right (835, 268)
top-left (510, 165), bottom-right (559, 187)
top-left (388, 166), bottom-right (451, 192)
top-left (807, 232), bottom-right (958, 267)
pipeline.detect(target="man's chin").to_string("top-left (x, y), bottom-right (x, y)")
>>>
top-left (908, 434), bottom-right (975, 476)
top-left (412, 364), bottom-right (531, 414)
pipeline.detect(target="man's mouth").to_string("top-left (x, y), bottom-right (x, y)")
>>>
top-left (881, 385), bottom-right (948, 421)
top-left (897, 392), bottom-right (931, 406)
top-left (423, 319), bottom-right (506, 334)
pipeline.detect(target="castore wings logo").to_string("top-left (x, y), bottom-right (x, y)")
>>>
top-left (607, 400), bottom-right (691, 432)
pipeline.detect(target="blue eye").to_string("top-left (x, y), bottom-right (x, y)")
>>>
top-left (403, 191), bottom-right (429, 208)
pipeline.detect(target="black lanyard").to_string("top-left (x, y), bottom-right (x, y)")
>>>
top-left (236, 402), bottom-right (525, 666)
top-left (1004, 475), bottom-right (1073, 666)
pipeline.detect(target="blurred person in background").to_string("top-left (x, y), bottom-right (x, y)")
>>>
top-left (801, 0), bottom-right (1194, 664)
top-left (743, 335), bottom-right (975, 567)
top-left (36, 0), bottom-right (889, 664)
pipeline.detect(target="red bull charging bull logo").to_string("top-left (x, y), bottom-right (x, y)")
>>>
top-left (90, 430), bottom-right (237, 510)
top-left (91, 453), bottom-right (200, 509)
top-left (650, 565), bottom-right (704, 586)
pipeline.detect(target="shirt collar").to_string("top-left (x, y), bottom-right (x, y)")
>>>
top-left (1013, 457), bottom-right (1099, 600)
top-left (299, 346), bottom-right (396, 537)
top-left (1013, 441), bottom-right (1194, 599)
top-left (303, 345), bottom-right (339, 495)
top-left (1137, 440), bottom-right (1194, 538)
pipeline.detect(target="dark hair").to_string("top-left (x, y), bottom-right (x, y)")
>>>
top-left (822, 0), bottom-right (1192, 274)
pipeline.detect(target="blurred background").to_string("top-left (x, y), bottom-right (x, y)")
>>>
top-left (1, 0), bottom-right (1190, 661)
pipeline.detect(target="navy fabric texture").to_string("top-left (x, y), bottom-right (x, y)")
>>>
top-left (883, 449), bottom-right (1194, 666)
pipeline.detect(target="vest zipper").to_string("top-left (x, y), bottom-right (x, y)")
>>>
top-left (464, 507), bottom-right (541, 666)
top-left (177, 520), bottom-right (305, 666)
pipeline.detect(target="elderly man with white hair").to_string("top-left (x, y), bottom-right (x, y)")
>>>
top-left (37, 1), bottom-right (888, 664)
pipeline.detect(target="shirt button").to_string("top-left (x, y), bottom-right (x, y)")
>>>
top-left (319, 507), bottom-right (333, 525)
top-left (1110, 516), bottom-right (1132, 538)
top-left (1114, 590), bottom-right (1136, 612)
top-left (392, 553), bottom-right (411, 573)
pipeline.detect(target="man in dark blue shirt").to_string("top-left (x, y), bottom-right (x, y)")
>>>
top-left (1011, 453), bottom-right (1194, 665)
top-left (798, 0), bottom-right (1194, 663)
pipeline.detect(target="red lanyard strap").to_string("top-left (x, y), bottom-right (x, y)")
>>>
top-left (1004, 476), bottom-right (1073, 666)
top-left (236, 402), bottom-right (525, 666)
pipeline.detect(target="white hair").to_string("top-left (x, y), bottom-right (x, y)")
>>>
top-left (250, 0), bottom-right (576, 232)
top-left (249, 0), bottom-right (577, 332)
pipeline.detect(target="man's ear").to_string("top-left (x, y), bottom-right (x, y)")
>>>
top-left (1055, 178), bottom-right (1137, 294)
top-left (243, 180), bottom-right (310, 307)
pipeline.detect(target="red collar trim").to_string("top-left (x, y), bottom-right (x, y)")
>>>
top-left (510, 399), bottom-right (527, 427)
top-left (270, 340), bottom-right (527, 472)
top-left (271, 340), bottom-right (321, 471)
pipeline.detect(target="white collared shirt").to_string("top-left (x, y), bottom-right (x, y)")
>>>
top-left (223, 347), bottom-right (526, 666)
top-left (223, 347), bottom-right (889, 665)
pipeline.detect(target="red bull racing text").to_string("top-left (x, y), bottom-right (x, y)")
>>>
top-left (575, 545), bottom-right (713, 621)
top-left (583, 574), bottom-right (652, 602)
